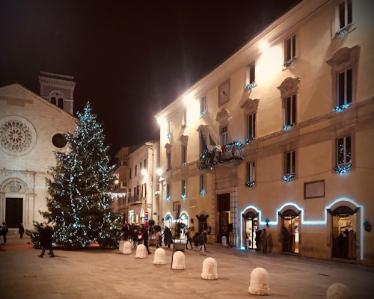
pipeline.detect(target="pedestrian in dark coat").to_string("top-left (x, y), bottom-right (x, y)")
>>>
top-left (19, 223), bottom-right (25, 238)
top-left (38, 223), bottom-right (54, 258)
top-left (1, 222), bottom-right (8, 244)
top-left (163, 226), bottom-right (172, 248)
top-left (142, 225), bottom-right (150, 254)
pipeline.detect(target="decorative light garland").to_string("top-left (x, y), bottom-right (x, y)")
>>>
top-left (282, 173), bottom-right (295, 182)
top-left (335, 162), bottom-right (352, 175)
top-left (333, 103), bottom-right (351, 112)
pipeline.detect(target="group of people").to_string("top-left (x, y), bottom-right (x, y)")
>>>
top-left (0, 222), bottom-right (8, 244)
top-left (333, 228), bottom-right (356, 259)
top-left (121, 218), bottom-right (209, 253)
top-left (253, 228), bottom-right (272, 253)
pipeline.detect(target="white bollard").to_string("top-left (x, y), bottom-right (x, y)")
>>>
top-left (119, 240), bottom-right (124, 252)
top-left (201, 257), bottom-right (218, 280)
top-left (135, 244), bottom-right (148, 259)
top-left (122, 241), bottom-right (132, 255)
top-left (172, 251), bottom-right (186, 270)
top-left (326, 283), bottom-right (352, 299)
top-left (153, 248), bottom-right (167, 265)
top-left (248, 267), bottom-right (270, 296)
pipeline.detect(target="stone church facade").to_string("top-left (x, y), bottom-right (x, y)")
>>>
top-left (0, 73), bottom-right (76, 229)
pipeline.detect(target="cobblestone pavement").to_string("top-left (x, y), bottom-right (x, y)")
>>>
top-left (0, 236), bottom-right (373, 299)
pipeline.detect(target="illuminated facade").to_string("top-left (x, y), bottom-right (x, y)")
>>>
top-left (0, 80), bottom-right (76, 230)
top-left (156, 0), bottom-right (374, 265)
top-left (113, 142), bottom-right (160, 224)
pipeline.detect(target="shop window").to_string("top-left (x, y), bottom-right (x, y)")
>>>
top-left (284, 35), bottom-right (296, 67)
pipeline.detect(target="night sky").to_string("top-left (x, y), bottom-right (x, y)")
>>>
top-left (0, 0), bottom-right (299, 157)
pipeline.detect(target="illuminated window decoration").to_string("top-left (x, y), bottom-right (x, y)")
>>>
top-left (239, 197), bottom-right (364, 260)
top-left (246, 180), bottom-right (256, 188)
top-left (335, 162), bottom-right (352, 175)
top-left (199, 189), bottom-right (206, 197)
top-left (245, 82), bottom-right (257, 92)
top-left (282, 174), bottom-right (295, 182)
top-left (333, 102), bottom-right (351, 112)
top-left (283, 123), bottom-right (295, 132)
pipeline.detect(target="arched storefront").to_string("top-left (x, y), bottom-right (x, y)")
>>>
top-left (329, 205), bottom-right (358, 260)
top-left (243, 210), bottom-right (259, 249)
top-left (164, 213), bottom-right (173, 228)
top-left (280, 208), bottom-right (301, 254)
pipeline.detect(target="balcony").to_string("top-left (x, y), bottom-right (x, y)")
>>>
top-left (127, 195), bottom-right (142, 205)
top-left (198, 141), bottom-right (244, 170)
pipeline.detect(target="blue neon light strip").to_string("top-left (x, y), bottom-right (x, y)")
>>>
top-left (239, 197), bottom-right (364, 260)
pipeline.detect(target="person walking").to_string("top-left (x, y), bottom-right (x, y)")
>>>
top-left (19, 223), bottom-right (25, 238)
top-left (1, 222), bottom-right (8, 244)
top-left (199, 229), bottom-right (207, 252)
top-left (142, 225), bottom-right (150, 254)
top-left (163, 226), bottom-right (172, 249)
top-left (39, 223), bottom-right (54, 258)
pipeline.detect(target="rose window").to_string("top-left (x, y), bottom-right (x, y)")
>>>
top-left (0, 119), bottom-right (33, 154)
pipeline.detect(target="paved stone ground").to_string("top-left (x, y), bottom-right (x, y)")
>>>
top-left (0, 235), bottom-right (373, 299)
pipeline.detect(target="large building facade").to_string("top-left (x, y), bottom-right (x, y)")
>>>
top-left (156, 0), bottom-right (374, 265)
top-left (112, 141), bottom-right (160, 224)
top-left (0, 73), bottom-right (76, 230)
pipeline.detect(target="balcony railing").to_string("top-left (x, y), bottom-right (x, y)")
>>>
top-left (127, 195), bottom-right (142, 204)
top-left (198, 141), bottom-right (244, 170)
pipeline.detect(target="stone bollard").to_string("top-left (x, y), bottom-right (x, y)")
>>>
top-left (172, 251), bottom-right (186, 270)
top-left (135, 244), bottom-right (148, 259)
top-left (326, 283), bottom-right (352, 299)
top-left (248, 267), bottom-right (270, 295)
top-left (201, 257), bottom-right (218, 280)
top-left (122, 241), bottom-right (132, 255)
top-left (153, 248), bottom-right (167, 265)
top-left (119, 240), bottom-right (124, 252)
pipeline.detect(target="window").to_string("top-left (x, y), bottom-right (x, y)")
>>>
top-left (246, 62), bottom-right (256, 90)
top-left (339, 0), bottom-right (352, 29)
top-left (199, 130), bottom-right (206, 155)
top-left (166, 183), bottom-right (171, 200)
top-left (218, 80), bottom-right (230, 106)
top-left (129, 168), bottom-right (132, 179)
top-left (181, 144), bottom-right (187, 165)
top-left (167, 119), bottom-right (171, 139)
top-left (144, 159), bottom-right (147, 169)
top-left (52, 133), bottom-right (67, 148)
top-left (200, 96), bottom-right (207, 115)
top-left (284, 35), bottom-right (296, 66)
top-left (136, 185), bottom-right (140, 197)
top-left (167, 151), bottom-right (171, 170)
top-left (51, 97), bottom-right (56, 105)
top-left (336, 136), bottom-right (352, 168)
top-left (220, 126), bottom-right (228, 145)
top-left (283, 151), bottom-right (296, 181)
top-left (284, 95), bottom-right (297, 129)
top-left (140, 162), bottom-right (142, 170)
top-left (143, 183), bottom-right (147, 197)
top-left (337, 69), bottom-right (352, 108)
top-left (135, 165), bottom-right (138, 176)
top-left (58, 98), bottom-right (64, 109)
top-left (182, 109), bottom-right (187, 127)
top-left (247, 112), bottom-right (256, 141)
top-left (199, 174), bottom-right (206, 196)
top-left (181, 179), bottom-right (187, 199)
top-left (246, 161), bottom-right (256, 187)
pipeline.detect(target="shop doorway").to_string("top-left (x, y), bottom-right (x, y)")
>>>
top-left (331, 206), bottom-right (357, 260)
top-left (244, 211), bottom-right (258, 249)
top-left (280, 209), bottom-right (300, 254)
top-left (6, 198), bottom-right (23, 228)
top-left (217, 193), bottom-right (230, 243)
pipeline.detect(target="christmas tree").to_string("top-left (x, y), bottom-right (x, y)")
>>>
top-left (42, 102), bottom-right (122, 248)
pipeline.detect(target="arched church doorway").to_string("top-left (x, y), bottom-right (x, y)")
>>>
top-left (243, 210), bottom-right (258, 249)
top-left (330, 205), bottom-right (358, 259)
top-left (280, 209), bottom-right (300, 254)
